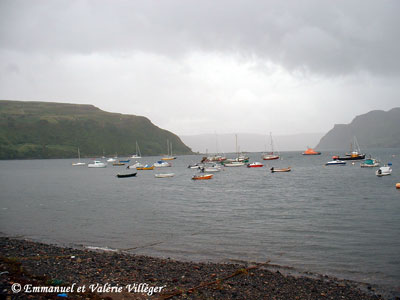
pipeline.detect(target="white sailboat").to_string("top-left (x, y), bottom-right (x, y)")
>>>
top-left (224, 134), bottom-right (245, 167)
top-left (72, 148), bottom-right (86, 166)
top-left (262, 132), bottom-right (280, 160)
top-left (131, 141), bottom-right (142, 158)
top-left (161, 139), bottom-right (177, 160)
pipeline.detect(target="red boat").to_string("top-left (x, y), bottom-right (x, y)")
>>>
top-left (247, 162), bottom-right (264, 168)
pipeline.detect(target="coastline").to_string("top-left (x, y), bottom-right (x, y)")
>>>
top-left (0, 237), bottom-right (389, 300)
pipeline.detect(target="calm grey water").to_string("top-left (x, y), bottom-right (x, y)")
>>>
top-left (1, 150), bottom-right (399, 293)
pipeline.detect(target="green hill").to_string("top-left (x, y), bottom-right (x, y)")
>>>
top-left (0, 100), bottom-right (193, 159)
top-left (316, 108), bottom-right (400, 150)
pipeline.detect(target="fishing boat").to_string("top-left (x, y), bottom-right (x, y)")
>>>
top-left (302, 147), bottom-right (321, 155)
top-left (88, 161), bottom-right (107, 168)
top-left (325, 160), bottom-right (346, 166)
top-left (116, 172), bottom-right (137, 178)
top-left (154, 161), bottom-right (172, 167)
top-left (136, 164), bottom-right (155, 170)
top-left (192, 174), bottom-right (213, 180)
top-left (360, 158), bottom-right (380, 168)
top-left (262, 132), bottom-right (280, 160)
top-left (131, 141), bottom-right (142, 158)
top-left (334, 137), bottom-right (366, 160)
top-left (72, 148), bottom-right (86, 166)
top-left (161, 139), bottom-right (177, 160)
top-left (376, 165), bottom-right (392, 177)
top-left (270, 167), bottom-right (291, 173)
top-left (155, 173), bottom-right (175, 178)
top-left (127, 161), bottom-right (144, 169)
top-left (247, 162), bottom-right (264, 168)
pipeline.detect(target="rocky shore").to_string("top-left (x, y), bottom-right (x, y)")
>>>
top-left (0, 237), bottom-right (391, 300)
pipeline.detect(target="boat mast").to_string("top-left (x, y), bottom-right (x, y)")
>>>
top-left (78, 147), bottom-right (81, 162)
top-left (270, 132), bottom-right (274, 154)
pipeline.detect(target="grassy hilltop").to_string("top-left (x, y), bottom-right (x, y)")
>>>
top-left (0, 100), bottom-right (193, 159)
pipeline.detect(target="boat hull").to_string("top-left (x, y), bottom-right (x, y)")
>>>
top-left (155, 173), bottom-right (175, 178)
top-left (271, 167), bottom-right (291, 173)
top-left (117, 173), bottom-right (137, 178)
top-left (192, 174), bottom-right (213, 180)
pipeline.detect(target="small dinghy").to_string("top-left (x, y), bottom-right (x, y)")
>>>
top-left (325, 160), bottom-right (346, 166)
top-left (116, 172), bottom-right (137, 178)
top-left (192, 174), bottom-right (213, 180)
top-left (155, 173), bottom-right (175, 178)
top-left (270, 167), bottom-right (291, 173)
top-left (376, 166), bottom-right (392, 177)
top-left (137, 164), bottom-right (155, 170)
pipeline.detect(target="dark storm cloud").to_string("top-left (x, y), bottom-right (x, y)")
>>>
top-left (1, 0), bottom-right (399, 76)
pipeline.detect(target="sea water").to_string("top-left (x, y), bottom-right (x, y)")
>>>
top-left (0, 149), bottom-right (399, 294)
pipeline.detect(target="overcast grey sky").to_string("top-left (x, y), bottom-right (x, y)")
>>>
top-left (0, 0), bottom-right (399, 136)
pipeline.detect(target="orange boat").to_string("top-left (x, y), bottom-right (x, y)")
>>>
top-left (302, 147), bottom-right (321, 155)
top-left (192, 174), bottom-right (213, 180)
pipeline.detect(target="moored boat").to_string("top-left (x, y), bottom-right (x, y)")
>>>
top-left (119, 159), bottom-right (130, 163)
top-left (360, 158), bottom-right (380, 168)
top-left (270, 167), bottom-right (291, 173)
top-left (247, 162), bottom-right (264, 168)
top-left (154, 161), bottom-right (172, 167)
top-left (72, 148), bottom-right (86, 166)
top-left (325, 160), bottom-right (346, 166)
top-left (376, 165), bottom-right (392, 177)
top-left (131, 141), bottom-right (142, 158)
top-left (136, 164), bottom-right (155, 170)
top-left (192, 174), bottom-right (213, 180)
top-left (155, 173), bottom-right (175, 178)
top-left (334, 137), bottom-right (365, 161)
top-left (116, 172), bottom-right (137, 178)
top-left (113, 162), bottom-right (125, 166)
top-left (224, 161), bottom-right (245, 167)
top-left (262, 132), bottom-right (280, 160)
top-left (302, 147), bottom-right (321, 155)
top-left (127, 161), bottom-right (144, 169)
top-left (88, 161), bottom-right (107, 168)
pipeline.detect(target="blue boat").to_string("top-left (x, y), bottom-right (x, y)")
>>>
top-left (119, 159), bottom-right (130, 163)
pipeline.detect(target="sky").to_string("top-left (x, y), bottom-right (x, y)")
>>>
top-left (0, 0), bottom-right (399, 136)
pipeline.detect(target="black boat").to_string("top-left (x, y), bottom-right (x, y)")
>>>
top-left (116, 172), bottom-right (137, 178)
top-left (333, 153), bottom-right (365, 161)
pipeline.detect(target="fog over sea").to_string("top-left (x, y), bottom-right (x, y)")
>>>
top-left (1, 150), bottom-right (399, 295)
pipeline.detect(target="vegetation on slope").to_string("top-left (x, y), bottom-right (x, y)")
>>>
top-left (0, 100), bottom-right (193, 159)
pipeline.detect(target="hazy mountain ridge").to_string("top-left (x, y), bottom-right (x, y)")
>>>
top-left (0, 100), bottom-right (193, 159)
top-left (180, 132), bottom-right (324, 153)
top-left (316, 108), bottom-right (400, 150)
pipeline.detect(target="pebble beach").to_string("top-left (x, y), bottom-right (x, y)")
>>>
top-left (0, 237), bottom-right (392, 300)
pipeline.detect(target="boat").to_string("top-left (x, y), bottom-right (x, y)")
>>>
top-left (155, 173), bottom-right (175, 178)
top-left (107, 157), bottom-right (116, 163)
top-left (127, 161), bottom-right (144, 169)
top-left (188, 163), bottom-right (202, 169)
top-left (154, 161), bottom-right (172, 167)
top-left (247, 162), bottom-right (264, 168)
top-left (376, 165), bottom-right (392, 177)
top-left (334, 137), bottom-right (366, 160)
top-left (325, 160), bottom-right (346, 166)
top-left (72, 148), bottom-right (86, 166)
top-left (200, 164), bottom-right (222, 172)
top-left (113, 162), bottom-right (125, 166)
top-left (88, 160), bottom-right (107, 168)
top-left (136, 164), bottom-right (155, 170)
top-left (161, 139), bottom-right (177, 160)
top-left (224, 161), bottom-right (245, 167)
top-left (119, 159), bottom-right (130, 163)
top-left (116, 172), bottom-right (137, 178)
top-left (262, 132), bottom-right (280, 160)
top-left (302, 147), bottom-right (321, 155)
top-left (270, 167), bottom-right (291, 173)
top-left (192, 174), bottom-right (213, 180)
top-left (360, 158), bottom-right (380, 168)
top-left (396, 183), bottom-right (400, 189)
top-left (131, 141), bottom-right (142, 158)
